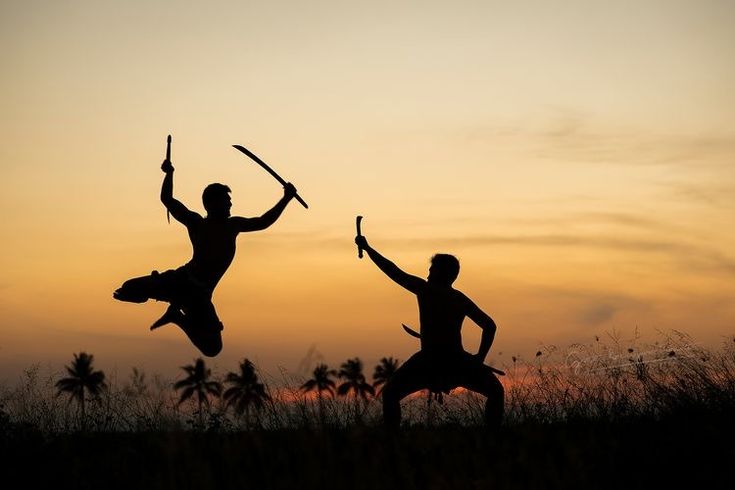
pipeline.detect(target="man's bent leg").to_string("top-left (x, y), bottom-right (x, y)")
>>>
top-left (482, 375), bottom-right (504, 429)
top-left (460, 363), bottom-right (504, 429)
top-left (382, 385), bottom-right (402, 429)
top-left (179, 299), bottom-right (223, 357)
top-left (114, 270), bottom-right (174, 304)
top-left (381, 354), bottom-right (429, 429)
top-left (114, 275), bottom-right (157, 303)
top-left (157, 309), bottom-right (222, 357)
top-left (182, 323), bottom-right (223, 358)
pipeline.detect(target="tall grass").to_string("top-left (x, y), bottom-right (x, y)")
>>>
top-left (1, 332), bottom-right (734, 434)
top-left (504, 331), bottom-right (735, 423)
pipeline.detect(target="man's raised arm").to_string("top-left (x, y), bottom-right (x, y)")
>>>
top-left (233, 183), bottom-right (297, 232)
top-left (160, 160), bottom-right (196, 225)
top-left (355, 235), bottom-right (424, 293)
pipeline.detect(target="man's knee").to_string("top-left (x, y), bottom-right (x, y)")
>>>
top-left (198, 336), bottom-right (222, 358)
top-left (180, 314), bottom-right (223, 357)
top-left (198, 326), bottom-right (223, 357)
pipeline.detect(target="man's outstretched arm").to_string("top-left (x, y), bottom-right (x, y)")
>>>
top-left (355, 235), bottom-right (424, 293)
top-left (466, 298), bottom-right (498, 362)
top-left (233, 183), bottom-right (297, 232)
top-left (160, 160), bottom-right (197, 225)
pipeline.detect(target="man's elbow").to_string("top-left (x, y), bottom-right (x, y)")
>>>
top-left (483, 319), bottom-right (497, 333)
top-left (256, 215), bottom-right (278, 229)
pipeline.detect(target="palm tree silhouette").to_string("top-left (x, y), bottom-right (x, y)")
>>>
top-left (338, 357), bottom-right (375, 423)
top-left (372, 357), bottom-right (399, 397)
top-left (301, 363), bottom-right (337, 425)
top-left (174, 358), bottom-right (222, 427)
top-left (55, 352), bottom-right (106, 430)
top-left (223, 358), bottom-right (271, 430)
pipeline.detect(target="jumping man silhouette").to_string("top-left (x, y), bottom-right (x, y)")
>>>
top-left (114, 138), bottom-right (298, 357)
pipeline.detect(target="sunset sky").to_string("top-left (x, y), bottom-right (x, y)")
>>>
top-left (1, 0), bottom-right (734, 383)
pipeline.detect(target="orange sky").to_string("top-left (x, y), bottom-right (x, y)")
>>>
top-left (1, 1), bottom-right (734, 383)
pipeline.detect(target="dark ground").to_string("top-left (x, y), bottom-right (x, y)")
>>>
top-left (1, 415), bottom-right (731, 490)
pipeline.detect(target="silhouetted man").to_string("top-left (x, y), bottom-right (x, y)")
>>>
top-left (355, 235), bottom-right (504, 428)
top-left (114, 155), bottom-right (298, 357)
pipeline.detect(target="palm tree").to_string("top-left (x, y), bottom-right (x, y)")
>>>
top-left (174, 358), bottom-right (222, 427)
top-left (372, 357), bottom-right (400, 396)
top-left (301, 363), bottom-right (337, 425)
top-left (55, 352), bottom-right (107, 430)
top-left (338, 358), bottom-right (375, 423)
top-left (223, 358), bottom-right (271, 430)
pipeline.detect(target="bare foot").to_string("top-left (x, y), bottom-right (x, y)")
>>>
top-left (150, 305), bottom-right (183, 330)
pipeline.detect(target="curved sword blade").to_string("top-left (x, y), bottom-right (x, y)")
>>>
top-left (232, 144), bottom-right (308, 209)
top-left (401, 323), bottom-right (422, 339)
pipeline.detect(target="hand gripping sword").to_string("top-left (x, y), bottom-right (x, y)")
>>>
top-left (232, 145), bottom-right (308, 209)
top-left (356, 215), bottom-right (364, 259)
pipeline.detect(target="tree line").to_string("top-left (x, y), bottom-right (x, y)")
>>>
top-left (55, 351), bottom-right (400, 430)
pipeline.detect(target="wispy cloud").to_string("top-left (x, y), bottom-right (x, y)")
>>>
top-left (507, 211), bottom-right (683, 235)
top-left (529, 287), bottom-right (651, 328)
top-left (248, 225), bottom-right (735, 277)
top-left (580, 303), bottom-right (619, 326)
top-left (533, 114), bottom-right (735, 168)
top-left (381, 234), bottom-right (735, 275)
top-left (663, 181), bottom-right (735, 209)
top-left (454, 112), bottom-right (735, 169)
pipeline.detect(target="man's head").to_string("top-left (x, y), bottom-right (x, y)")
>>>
top-left (202, 183), bottom-right (232, 218)
top-left (428, 253), bottom-right (460, 286)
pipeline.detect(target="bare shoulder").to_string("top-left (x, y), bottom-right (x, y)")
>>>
top-left (177, 207), bottom-right (204, 228)
top-left (188, 211), bottom-right (205, 222)
top-left (182, 211), bottom-right (204, 229)
top-left (453, 289), bottom-right (476, 309)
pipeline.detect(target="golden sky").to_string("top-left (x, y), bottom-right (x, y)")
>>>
top-left (1, 0), bottom-right (734, 382)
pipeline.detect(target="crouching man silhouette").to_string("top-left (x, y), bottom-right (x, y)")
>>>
top-left (114, 153), bottom-right (297, 357)
top-left (355, 234), bottom-right (504, 429)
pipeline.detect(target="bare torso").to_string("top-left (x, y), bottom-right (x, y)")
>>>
top-left (417, 284), bottom-right (470, 356)
top-left (184, 217), bottom-right (239, 289)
